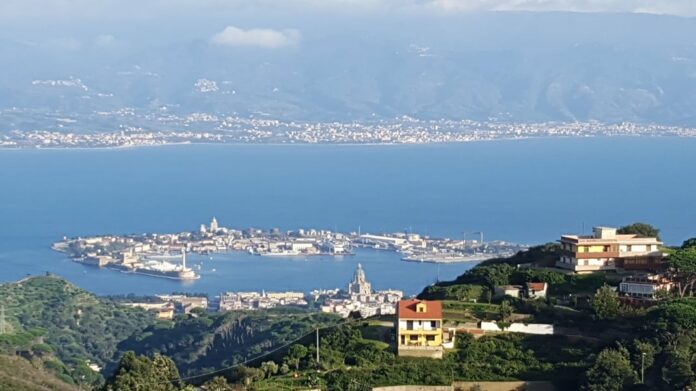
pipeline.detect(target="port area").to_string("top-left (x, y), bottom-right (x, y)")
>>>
top-left (52, 218), bottom-right (528, 279)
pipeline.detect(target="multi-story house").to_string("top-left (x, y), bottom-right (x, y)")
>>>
top-left (556, 226), bottom-right (664, 273)
top-left (396, 299), bottom-right (443, 358)
top-left (619, 274), bottom-right (673, 299)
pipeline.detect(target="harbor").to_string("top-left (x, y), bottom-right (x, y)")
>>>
top-left (52, 218), bottom-right (527, 281)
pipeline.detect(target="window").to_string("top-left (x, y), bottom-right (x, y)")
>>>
top-left (426, 335), bottom-right (435, 341)
top-left (431, 321), bottom-right (437, 328)
top-left (410, 335), bottom-right (418, 341)
top-left (406, 321), bottom-right (413, 330)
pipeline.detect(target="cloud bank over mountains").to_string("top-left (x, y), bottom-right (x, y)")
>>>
top-left (211, 26), bottom-right (300, 48)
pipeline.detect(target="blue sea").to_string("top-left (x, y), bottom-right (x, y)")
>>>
top-left (1, 137), bottom-right (695, 296)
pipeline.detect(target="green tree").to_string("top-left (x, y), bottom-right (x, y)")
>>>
top-left (661, 347), bottom-right (695, 389)
top-left (498, 300), bottom-right (513, 324)
top-left (630, 340), bottom-right (656, 384)
top-left (284, 344), bottom-right (308, 371)
top-left (617, 223), bottom-right (660, 239)
top-left (231, 366), bottom-right (264, 388)
top-left (105, 351), bottom-right (181, 391)
top-left (590, 285), bottom-right (620, 320)
top-left (585, 347), bottom-right (637, 391)
top-left (682, 238), bottom-right (696, 249)
top-left (202, 376), bottom-right (232, 391)
top-left (260, 361), bottom-right (279, 378)
top-left (279, 363), bottom-right (290, 375)
top-left (668, 247), bottom-right (696, 297)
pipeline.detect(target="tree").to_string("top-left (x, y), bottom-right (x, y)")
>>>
top-left (498, 300), bottom-right (513, 323)
top-left (279, 363), bottom-right (290, 375)
top-left (630, 340), bottom-right (656, 384)
top-left (105, 351), bottom-right (181, 391)
top-left (617, 223), bottom-right (660, 239)
top-left (585, 347), bottom-right (637, 391)
top-left (231, 366), bottom-right (264, 388)
top-left (668, 247), bottom-right (696, 297)
top-left (202, 376), bottom-right (232, 391)
top-left (590, 285), bottom-right (620, 320)
top-left (284, 344), bottom-right (308, 371)
top-left (661, 346), bottom-right (695, 389)
top-left (260, 361), bottom-right (279, 378)
top-left (484, 289), bottom-right (492, 304)
top-left (682, 238), bottom-right (696, 249)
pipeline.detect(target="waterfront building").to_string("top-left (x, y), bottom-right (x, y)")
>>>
top-left (348, 263), bottom-right (372, 296)
top-left (556, 226), bottom-right (664, 273)
top-left (396, 299), bottom-right (443, 358)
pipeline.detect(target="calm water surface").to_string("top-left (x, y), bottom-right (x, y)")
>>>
top-left (1, 137), bottom-right (695, 295)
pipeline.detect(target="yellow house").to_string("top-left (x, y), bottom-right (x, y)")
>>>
top-left (397, 299), bottom-right (443, 358)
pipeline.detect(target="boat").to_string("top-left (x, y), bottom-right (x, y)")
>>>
top-left (400, 253), bottom-right (496, 263)
top-left (259, 250), bottom-right (301, 257)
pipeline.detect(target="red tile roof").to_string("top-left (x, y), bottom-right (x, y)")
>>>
top-left (526, 282), bottom-right (547, 291)
top-left (398, 299), bottom-right (442, 320)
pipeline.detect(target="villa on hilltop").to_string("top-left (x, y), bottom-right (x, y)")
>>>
top-left (556, 226), bottom-right (664, 273)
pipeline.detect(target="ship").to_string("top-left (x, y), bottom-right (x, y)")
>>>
top-left (259, 250), bottom-right (301, 257)
top-left (115, 250), bottom-right (200, 280)
top-left (401, 253), bottom-right (502, 263)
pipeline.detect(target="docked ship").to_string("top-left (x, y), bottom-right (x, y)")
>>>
top-left (401, 253), bottom-right (503, 263)
top-left (118, 251), bottom-right (200, 280)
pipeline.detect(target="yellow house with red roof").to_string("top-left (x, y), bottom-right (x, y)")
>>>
top-left (396, 299), bottom-right (443, 358)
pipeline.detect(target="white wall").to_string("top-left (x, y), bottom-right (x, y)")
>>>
top-left (481, 322), bottom-right (554, 335)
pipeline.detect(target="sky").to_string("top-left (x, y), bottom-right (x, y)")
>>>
top-left (1, 0), bottom-right (693, 51)
top-left (1, 0), bottom-right (696, 19)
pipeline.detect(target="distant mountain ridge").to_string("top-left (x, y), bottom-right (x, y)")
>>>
top-left (1, 12), bottom-right (696, 126)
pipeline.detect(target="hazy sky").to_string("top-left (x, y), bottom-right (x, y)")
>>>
top-left (2, 0), bottom-right (696, 21)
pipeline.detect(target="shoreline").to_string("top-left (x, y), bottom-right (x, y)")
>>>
top-left (0, 134), bottom-right (690, 152)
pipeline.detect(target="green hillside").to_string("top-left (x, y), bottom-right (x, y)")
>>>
top-left (0, 275), bottom-right (156, 386)
top-left (117, 307), bottom-right (342, 377)
top-left (0, 354), bottom-right (80, 391)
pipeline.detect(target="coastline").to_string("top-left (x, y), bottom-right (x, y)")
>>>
top-left (0, 134), bottom-right (688, 152)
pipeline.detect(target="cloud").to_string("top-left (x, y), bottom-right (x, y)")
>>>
top-left (210, 25), bottom-right (301, 48)
top-left (94, 34), bottom-right (115, 47)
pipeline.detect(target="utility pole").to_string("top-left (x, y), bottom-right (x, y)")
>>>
top-left (316, 328), bottom-right (320, 365)
top-left (641, 352), bottom-right (646, 383)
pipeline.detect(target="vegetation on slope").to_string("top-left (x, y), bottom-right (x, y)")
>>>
top-left (117, 307), bottom-right (342, 377)
top-left (0, 354), bottom-right (81, 391)
top-left (0, 275), bottom-right (156, 386)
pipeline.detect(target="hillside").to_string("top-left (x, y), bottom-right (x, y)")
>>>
top-left (0, 354), bottom-right (80, 391)
top-left (0, 275), bottom-right (156, 386)
top-left (117, 307), bottom-right (342, 377)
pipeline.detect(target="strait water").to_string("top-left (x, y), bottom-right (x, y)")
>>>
top-left (1, 137), bottom-right (695, 296)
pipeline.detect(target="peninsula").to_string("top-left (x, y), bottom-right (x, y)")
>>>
top-left (52, 218), bottom-right (527, 280)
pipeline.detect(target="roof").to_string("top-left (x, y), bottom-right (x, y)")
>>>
top-left (398, 299), bottom-right (442, 320)
top-left (526, 282), bottom-right (547, 291)
top-left (560, 234), bottom-right (661, 245)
